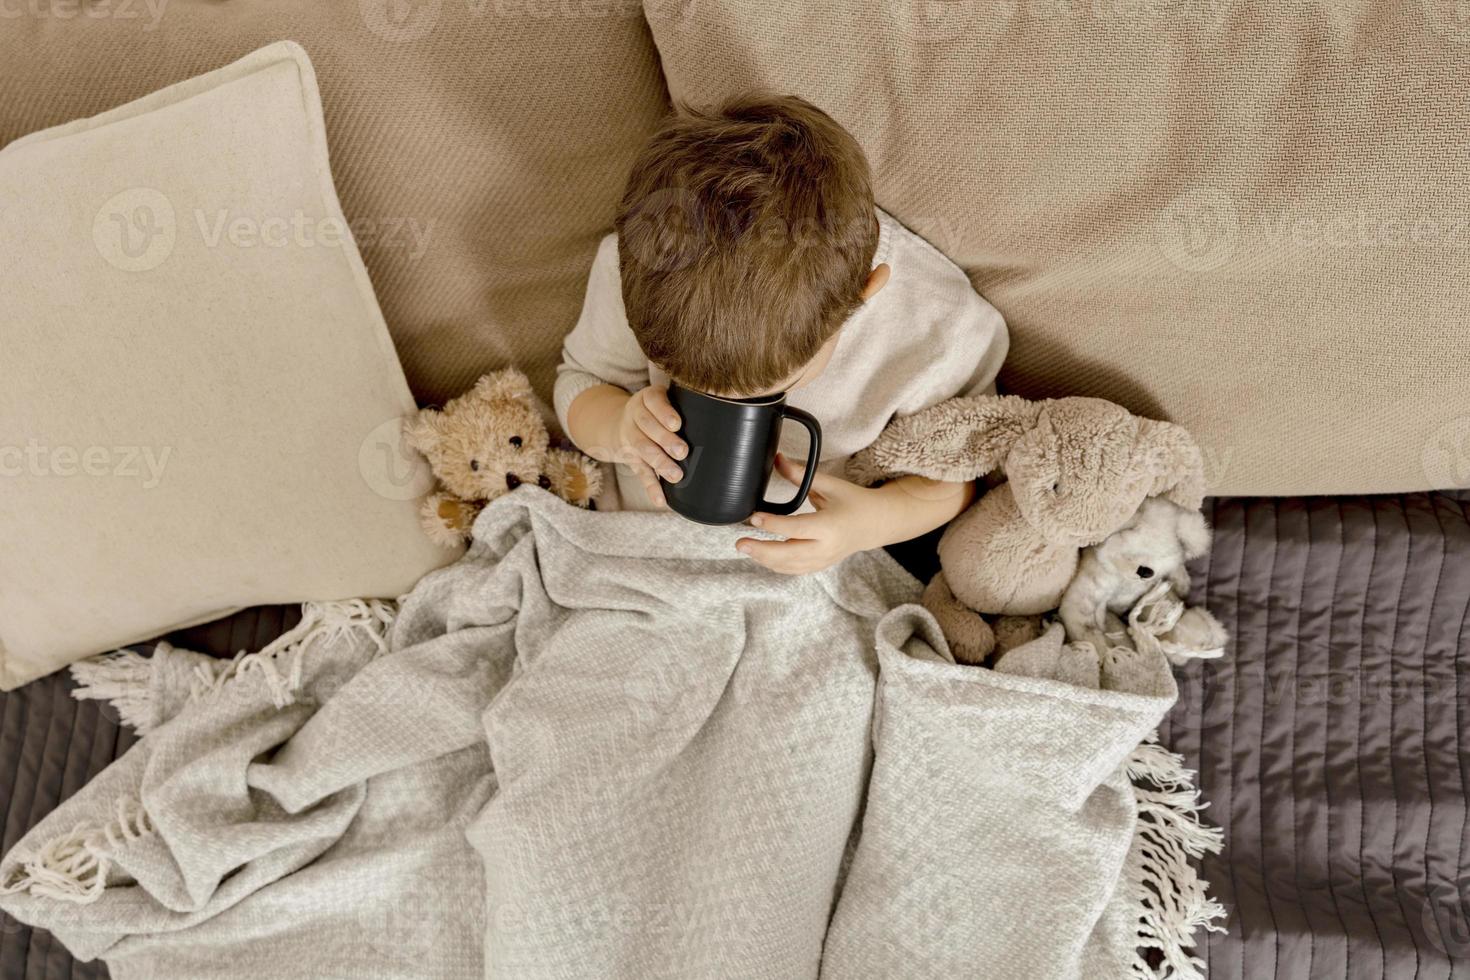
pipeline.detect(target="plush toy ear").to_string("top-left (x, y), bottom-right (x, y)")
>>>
top-left (472, 368), bottom-right (535, 403)
top-left (402, 408), bottom-right (445, 456)
top-left (1136, 418), bottom-right (1207, 511)
top-left (1174, 508), bottom-right (1213, 561)
top-left (847, 395), bottom-right (1045, 486)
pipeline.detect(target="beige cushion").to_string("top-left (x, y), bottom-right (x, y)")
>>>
top-left (646, 1), bottom-right (1470, 495)
top-left (0, 1), bottom-right (669, 408)
top-left (0, 42), bottom-right (456, 690)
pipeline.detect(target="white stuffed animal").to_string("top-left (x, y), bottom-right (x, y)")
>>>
top-left (1059, 497), bottom-right (1227, 663)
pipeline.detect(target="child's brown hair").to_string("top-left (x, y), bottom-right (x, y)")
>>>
top-left (614, 94), bottom-right (879, 395)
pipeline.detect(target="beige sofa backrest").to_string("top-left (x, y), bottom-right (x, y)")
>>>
top-left (646, 0), bottom-right (1470, 495)
top-left (6, 2), bottom-right (1467, 496)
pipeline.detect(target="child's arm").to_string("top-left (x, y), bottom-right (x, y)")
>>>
top-left (565, 384), bottom-right (685, 508)
top-left (554, 235), bottom-right (688, 506)
top-left (735, 454), bottom-right (975, 575)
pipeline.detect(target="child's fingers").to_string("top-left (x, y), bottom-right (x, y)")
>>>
top-left (748, 511), bottom-right (823, 539)
top-left (634, 406), bottom-right (688, 460)
top-left (627, 459), bottom-right (667, 508)
top-left (771, 453), bottom-right (825, 508)
top-left (735, 536), bottom-right (820, 575)
top-left (633, 437), bottom-right (683, 483)
top-left (771, 452), bottom-right (805, 486)
top-left (640, 386), bottom-right (682, 432)
top-left (807, 469), bottom-right (852, 496)
top-left (614, 446), bottom-right (671, 504)
top-left (771, 453), bottom-right (849, 506)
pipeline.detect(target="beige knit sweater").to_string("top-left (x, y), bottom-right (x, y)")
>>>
top-left (554, 209), bottom-right (1008, 511)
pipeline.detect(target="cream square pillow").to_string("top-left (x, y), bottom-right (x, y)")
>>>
top-left (0, 42), bottom-right (457, 690)
top-left (0, 3), bottom-right (671, 411)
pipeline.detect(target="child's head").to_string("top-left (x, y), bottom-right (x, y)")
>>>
top-left (615, 94), bottom-right (882, 397)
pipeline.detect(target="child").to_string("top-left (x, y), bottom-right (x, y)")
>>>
top-left (555, 94), bottom-right (1007, 575)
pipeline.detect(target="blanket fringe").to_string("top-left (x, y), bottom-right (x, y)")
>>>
top-left (69, 649), bottom-right (158, 732)
top-left (0, 797), bottom-right (154, 905)
top-left (70, 599), bottom-right (397, 733)
top-left (194, 599), bottom-right (397, 710)
top-left (1124, 735), bottom-right (1228, 980)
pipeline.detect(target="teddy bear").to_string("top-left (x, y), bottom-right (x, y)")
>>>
top-left (848, 394), bottom-right (1211, 666)
top-left (403, 368), bottom-right (602, 547)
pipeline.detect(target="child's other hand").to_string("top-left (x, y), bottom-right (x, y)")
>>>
top-left (736, 454), bottom-right (883, 575)
top-left (615, 385), bottom-right (686, 508)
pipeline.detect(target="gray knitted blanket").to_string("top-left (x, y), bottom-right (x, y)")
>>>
top-left (0, 490), bottom-right (1221, 979)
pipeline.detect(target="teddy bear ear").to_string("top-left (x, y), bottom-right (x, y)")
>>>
top-left (402, 408), bottom-right (445, 455)
top-left (472, 368), bottom-right (534, 404)
top-left (1136, 419), bottom-right (1208, 511)
top-left (847, 395), bottom-right (1044, 486)
top-left (1174, 508), bottom-right (1213, 560)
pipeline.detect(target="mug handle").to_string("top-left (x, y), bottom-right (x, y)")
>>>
top-left (759, 406), bottom-right (823, 516)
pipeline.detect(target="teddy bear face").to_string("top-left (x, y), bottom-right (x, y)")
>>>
top-left (426, 396), bottom-right (551, 504)
top-left (404, 369), bottom-right (557, 507)
top-left (1005, 399), bottom-right (1154, 548)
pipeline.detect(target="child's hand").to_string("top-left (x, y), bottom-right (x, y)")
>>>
top-left (614, 385), bottom-right (686, 508)
top-left (735, 454), bottom-right (884, 575)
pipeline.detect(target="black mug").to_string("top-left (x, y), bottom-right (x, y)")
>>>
top-left (660, 382), bottom-right (822, 525)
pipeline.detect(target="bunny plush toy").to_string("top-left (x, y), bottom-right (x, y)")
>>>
top-left (849, 395), bottom-right (1225, 666)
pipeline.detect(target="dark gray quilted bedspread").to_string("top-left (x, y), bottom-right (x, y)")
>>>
top-left (2, 494), bottom-right (1468, 979)
top-left (0, 668), bottom-right (135, 980)
top-left (1, 605), bottom-right (300, 980)
top-left (1165, 491), bottom-right (1470, 980)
